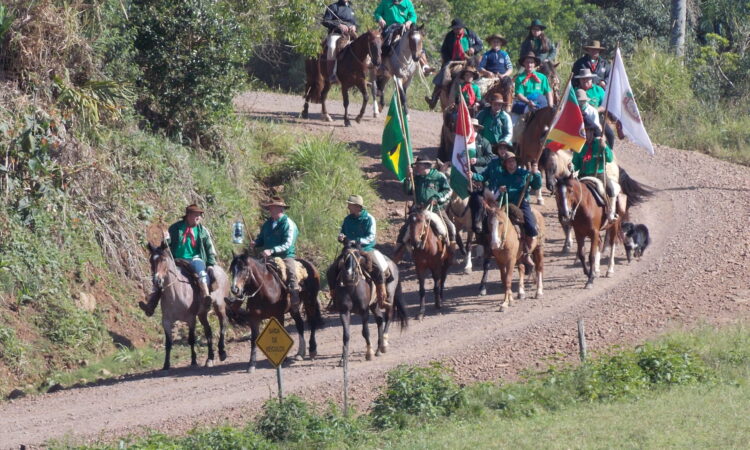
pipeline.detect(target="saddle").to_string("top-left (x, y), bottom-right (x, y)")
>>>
top-left (580, 177), bottom-right (607, 208)
top-left (174, 259), bottom-right (217, 293)
top-left (268, 257), bottom-right (309, 284)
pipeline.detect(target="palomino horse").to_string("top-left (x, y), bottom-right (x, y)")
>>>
top-left (302, 30), bottom-right (382, 126)
top-left (540, 148), bottom-right (574, 253)
top-left (328, 241), bottom-right (407, 364)
top-left (469, 190), bottom-right (545, 308)
top-left (405, 205), bottom-right (453, 320)
top-left (517, 106), bottom-right (557, 205)
top-left (147, 243), bottom-right (230, 370)
top-left (374, 25), bottom-right (424, 117)
top-left (229, 253), bottom-right (322, 372)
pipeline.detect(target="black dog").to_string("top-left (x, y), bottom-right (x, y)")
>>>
top-left (621, 222), bottom-right (650, 263)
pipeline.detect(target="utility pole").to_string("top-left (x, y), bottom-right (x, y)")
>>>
top-left (670, 0), bottom-right (687, 57)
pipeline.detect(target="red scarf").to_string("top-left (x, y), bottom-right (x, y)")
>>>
top-left (461, 83), bottom-right (476, 105)
top-left (590, 59), bottom-right (598, 72)
top-left (521, 71), bottom-right (540, 85)
top-left (182, 226), bottom-right (197, 247)
top-left (583, 142), bottom-right (594, 162)
top-left (452, 29), bottom-right (466, 60)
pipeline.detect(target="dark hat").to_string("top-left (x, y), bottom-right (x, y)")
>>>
top-left (412, 156), bottom-right (435, 166)
top-left (488, 92), bottom-right (506, 104)
top-left (528, 19), bottom-right (546, 30)
top-left (185, 204), bottom-right (204, 215)
top-left (574, 68), bottom-right (596, 79)
top-left (583, 40), bottom-right (606, 51)
top-left (502, 151), bottom-right (517, 163)
top-left (460, 66), bottom-right (478, 78)
top-left (486, 33), bottom-right (507, 45)
top-left (263, 196), bottom-right (288, 208)
top-left (449, 18), bottom-right (466, 29)
top-left (519, 52), bottom-right (541, 66)
top-left (492, 141), bottom-right (512, 154)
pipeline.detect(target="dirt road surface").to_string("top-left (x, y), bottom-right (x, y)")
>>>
top-left (1, 92), bottom-right (749, 448)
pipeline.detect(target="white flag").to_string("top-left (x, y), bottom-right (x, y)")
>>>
top-left (603, 48), bottom-right (655, 155)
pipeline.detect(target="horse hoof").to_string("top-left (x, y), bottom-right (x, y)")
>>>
top-left (355, 116), bottom-right (362, 124)
top-left (219, 351), bottom-right (227, 362)
top-left (247, 366), bottom-right (256, 374)
top-left (499, 304), bottom-right (507, 312)
top-left (294, 354), bottom-right (304, 361)
top-left (309, 351), bottom-right (317, 360)
top-left (416, 313), bottom-right (424, 322)
top-left (536, 291), bottom-right (544, 299)
top-left (338, 359), bottom-right (344, 367)
top-left (190, 360), bottom-right (198, 367)
top-left (585, 282), bottom-right (593, 290)
top-left (606, 270), bottom-right (614, 277)
top-left (162, 365), bottom-right (170, 371)
top-left (205, 359), bottom-right (214, 368)
top-left (344, 121), bottom-right (351, 127)
top-left (379, 345), bottom-right (387, 354)
top-left (463, 267), bottom-right (472, 275)
top-left (562, 246), bottom-right (570, 255)
top-left (537, 198), bottom-right (544, 205)
top-left (479, 288), bottom-right (487, 296)
top-left (324, 114), bottom-right (333, 122)
top-left (301, 112), bottom-right (308, 119)
top-left (518, 292), bottom-right (526, 301)
top-left (366, 350), bottom-right (374, 361)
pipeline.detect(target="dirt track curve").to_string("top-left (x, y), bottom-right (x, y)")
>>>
top-left (1, 91), bottom-right (749, 448)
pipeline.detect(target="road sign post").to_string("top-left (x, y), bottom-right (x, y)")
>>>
top-left (256, 317), bottom-right (294, 401)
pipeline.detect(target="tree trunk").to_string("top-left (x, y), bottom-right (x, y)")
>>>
top-left (670, 0), bottom-right (687, 57)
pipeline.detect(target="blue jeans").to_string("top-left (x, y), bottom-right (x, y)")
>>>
top-left (189, 258), bottom-right (209, 285)
top-left (519, 201), bottom-right (538, 237)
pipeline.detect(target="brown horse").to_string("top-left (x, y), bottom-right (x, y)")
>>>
top-left (405, 206), bottom-right (453, 320)
top-left (328, 241), bottom-right (407, 364)
top-left (302, 30), bottom-right (382, 126)
top-left (517, 106), bottom-right (558, 205)
top-left (228, 253), bottom-right (322, 372)
top-left (147, 243), bottom-right (230, 370)
top-left (539, 148), bottom-right (574, 252)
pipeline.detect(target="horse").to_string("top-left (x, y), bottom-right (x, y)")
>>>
top-left (374, 25), bottom-right (424, 117)
top-left (540, 148), bottom-right (575, 252)
top-left (228, 252), bottom-right (322, 372)
top-left (328, 241), bottom-right (408, 364)
top-left (147, 243), bottom-right (230, 370)
top-left (516, 106), bottom-right (557, 205)
top-left (302, 30), bottom-right (382, 127)
top-left (405, 205), bottom-right (453, 320)
top-left (469, 190), bottom-right (545, 308)
top-left (538, 60), bottom-right (561, 105)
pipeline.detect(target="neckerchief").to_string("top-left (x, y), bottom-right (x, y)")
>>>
top-left (461, 83), bottom-right (476, 105)
top-left (583, 142), bottom-right (594, 162)
top-left (590, 58), bottom-right (598, 72)
top-left (182, 226), bottom-right (197, 247)
top-left (522, 70), bottom-right (540, 85)
top-left (452, 29), bottom-right (466, 60)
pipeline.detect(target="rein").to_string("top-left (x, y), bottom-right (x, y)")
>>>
top-left (338, 249), bottom-right (365, 286)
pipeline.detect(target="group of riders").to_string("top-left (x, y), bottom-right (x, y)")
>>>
top-left (139, 0), bottom-right (624, 318)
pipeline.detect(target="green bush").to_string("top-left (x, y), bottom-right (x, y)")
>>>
top-left (371, 363), bottom-right (466, 429)
top-left (255, 395), bottom-right (319, 442)
top-left (0, 324), bottom-right (25, 368)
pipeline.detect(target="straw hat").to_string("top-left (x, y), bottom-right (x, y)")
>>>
top-left (263, 196), bottom-right (288, 208)
top-left (486, 33), bottom-right (507, 46)
top-left (574, 68), bottom-right (596, 79)
top-left (471, 118), bottom-right (483, 130)
top-left (185, 204), bottom-right (204, 215)
top-left (583, 40), bottom-right (606, 51)
top-left (502, 152), bottom-right (517, 164)
top-left (346, 195), bottom-right (364, 207)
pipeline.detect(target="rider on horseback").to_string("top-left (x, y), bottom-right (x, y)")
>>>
top-left (575, 67), bottom-right (615, 149)
top-left (394, 156), bottom-right (456, 262)
top-left (571, 123), bottom-right (620, 222)
top-left (576, 89), bottom-right (601, 134)
top-left (478, 34), bottom-right (513, 79)
top-left (477, 93), bottom-right (513, 146)
top-left (511, 52), bottom-right (554, 127)
top-left (249, 197), bottom-right (303, 309)
top-left (425, 18), bottom-right (483, 109)
top-left (332, 195), bottom-right (390, 309)
top-left (139, 204), bottom-right (217, 317)
top-left (470, 119), bottom-right (496, 174)
top-left (520, 19), bottom-right (557, 63)
top-left (572, 40), bottom-right (610, 89)
top-left (453, 67), bottom-right (481, 113)
top-left (322, 0), bottom-right (358, 82)
top-left (374, 0), bottom-right (417, 56)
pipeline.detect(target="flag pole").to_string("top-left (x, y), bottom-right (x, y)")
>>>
top-left (393, 76), bottom-right (417, 204)
top-left (458, 94), bottom-right (474, 192)
top-left (596, 45), bottom-right (618, 179)
top-left (539, 72), bottom-right (574, 151)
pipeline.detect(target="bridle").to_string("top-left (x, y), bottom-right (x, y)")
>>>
top-left (338, 248), bottom-right (365, 286)
top-left (559, 179), bottom-right (583, 225)
top-left (232, 257), bottom-right (264, 302)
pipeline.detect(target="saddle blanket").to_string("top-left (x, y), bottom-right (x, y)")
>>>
top-left (580, 176), bottom-right (607, 207)
top-left (271, 257), bottom-right (308, 283)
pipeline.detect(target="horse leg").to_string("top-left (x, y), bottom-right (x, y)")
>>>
top-left (585, 234), bottom-right (599, 289)
top-left (606, 228), bottom-right (617, 277)
top-left (162, 320), bottom-right (173, 371)
top-left (535, 188), bottom-right (544, 205)
top-left (370, 76), bottom-right (380, 117)
top-left (593, 233), bottom-right (602, 278)
top-left (517, 261), bottom-right (526, 301)
top-left (198, 312), bottom-right (215, 368)
top-left (321, 81), bottom-right (333, 122)
top-left (372, 304), bottom-right (386, 356)
top-left (291, 309), bottom-right (306, 361)
top-left (247, 318), bottom-right (260, 373)
top-left (216, 305), bottom-right (227, 361)
top-left (302, 100), bottom-right (309, 119)
top-left (433, 270), bottom-right (442, 312)
top-left (500, 264), bottom-right (511, 312)
top-left (339, 310), bottom-right (351, 367)
top-left (462, 230), bottom-right (473, 273)
top-left (355, 79), bottom-right (368, 123)
top-left (535, 247), bottom-right (545, 298)
top-left (398, 82), bottom-right (409, 117)
top-left (188, 322), bottom-right (198, 366)
top-left (575, 230), bottom-right (588, 277)
top-left (362, 309), bottom-right (373, 361)
top-left (342, 87), bottom-right (352, 127)
top-left (416, 272), bottom-right (426, 321)
top-left (561, 222), bottom-right (572, 254)
top-left (478, 254), bottom-right (491, 296)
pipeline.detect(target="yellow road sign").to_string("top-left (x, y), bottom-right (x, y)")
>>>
top-left (256, 317), bottom-right (294, 367)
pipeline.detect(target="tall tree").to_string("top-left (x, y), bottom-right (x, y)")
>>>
top-left (670, 0), bottom-right (687, 56)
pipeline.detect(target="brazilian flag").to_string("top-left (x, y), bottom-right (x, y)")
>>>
top-left (381, 92), bottom-right (412, 181)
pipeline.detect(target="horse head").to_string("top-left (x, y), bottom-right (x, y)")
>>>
top-left (407, 26), bottom-right (424, 62)
top-left (366, 29), bottom-right (382, 67)
top-left (555, 174), bottom-right (580, 224)
top-left (338, 240), bottom-right (363, 286)
top-left (539, 148), bottom-right (557, 192)
top-left (147, 242), bottom-right (171, 290)
top-left (538, 60), bottom-right (561, 104)
top-left (483, 196), bottom-right (510, 250)
top-left (406, 204), bottom-right (430, 245)
top-left (229, 250), bottom-right (260, 300)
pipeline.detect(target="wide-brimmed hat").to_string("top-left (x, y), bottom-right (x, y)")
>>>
top-left (460, 66), bottom-right (478, 78)
top-left (519, 52), bottom-right (541, 66)
top-left (502, 151), bottom-right (517, 163)
top-left (449, 18), bottom-right (466, 29)
top-left (528, 19), bottom-right (546, 30)
top-left (346, 194), bottom-right (364, 207)
top-left (470, 118), bottom-right (483, 130)
top-left (185, 204), bottom-right (204, 215)
top-left (492, 141), bottom-right (512, 154)
top-left (263, 196), bottom-right (287, 208)
top-left (575, 89), bottom-right (589, 102)
top-left (412, 156), bottom-right (435, 166)
top-left (488, 92), bottom-right (506, 104)
top-left (486, 33), bottom-right (507, 45)
top-left (583, 40), bottom-right (606, 51)
top-left (574, 68), bottom-right (596, 79)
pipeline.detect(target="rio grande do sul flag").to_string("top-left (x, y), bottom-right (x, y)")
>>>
top-left (545, 81), bottom-right (585, 152)
top-left (450, 94), bottom-right (476, 199)
top-left (604, 48), bottom-right (655, 155)
top-left (381, 91), bottom-right (413, 181)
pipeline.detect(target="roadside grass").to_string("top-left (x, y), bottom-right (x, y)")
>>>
top-left (65, 323), bottom-right (750, 449)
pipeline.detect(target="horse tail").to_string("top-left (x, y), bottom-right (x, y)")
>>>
top-left (392, 281), bottom-right (409, 330)
top-left (298, 258), bottom-right (324, 329)
top-left (304, 58), bottom-right (324, 104)
top-left (618, 166), bottom-right (654, 210)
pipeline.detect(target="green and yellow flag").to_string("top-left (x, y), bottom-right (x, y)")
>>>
top-left (381, 92), bottom-right (412, 181)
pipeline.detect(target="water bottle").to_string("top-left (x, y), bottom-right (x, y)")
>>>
top-left (232, 220), bottom-right (244, 244)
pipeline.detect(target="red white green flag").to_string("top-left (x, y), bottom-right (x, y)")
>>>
top-left (545, 81), bottom-right (586, 152)
top-left (450, 94), bottom-right (476, 199)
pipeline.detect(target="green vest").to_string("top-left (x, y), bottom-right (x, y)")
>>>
top-left (572, 140), bottom-right (613, 176)
top-left (254, 214), bottom-right (298, 258)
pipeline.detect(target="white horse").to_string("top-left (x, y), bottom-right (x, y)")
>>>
top-left (372, 25), bottom-right (424, 117)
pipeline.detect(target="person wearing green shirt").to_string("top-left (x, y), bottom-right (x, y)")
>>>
top-left (575, 67), bottom-right (615, 149)
top-left (572, 124), bottom-right (620, 221)
top-left (374, 0), bottom-right (417, 54)
top-left (329, 195), bottom-right (389, 308)
top-left (139, 204), bottom-right (218, 317)
top-left (512, 52), bottom-right (553, 126)
top-left (249, 196), bottom-right (302, 308)
top-left (453, 67), bottom-right (481, 112)
top-left (393, 156), bottom-right (456, 262)
top-left (477, 93), bottom-right (513, 145)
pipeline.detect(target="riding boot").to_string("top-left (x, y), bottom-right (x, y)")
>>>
top-left (522, 236), bottom-right (537, 269)
top-left (424, 85), bottom-right (441, 110)
top-left (376, 282), bottom-right (390, 309)
top-left (138, 290), bottom-right (160, 317)
top-left (199, 281), bottom-right (213, 310)
top-left (607, 196), bottom-right (618, 222)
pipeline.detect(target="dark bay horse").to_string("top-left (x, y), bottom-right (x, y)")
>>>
top-left (302, 30), bottom-right (382, 126)
top-left (405, 206), bottom-right (453, 320)
top-left (147, 243), bottom-right (230, 370)
top-left (375, 25), bottom-right (424, 117)
top-left (229, 253), bottom-right (322, 372)
top-left (517, 106), bottom-right (557, 205)
top-left (328, 242), bottom-right (407, 364)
